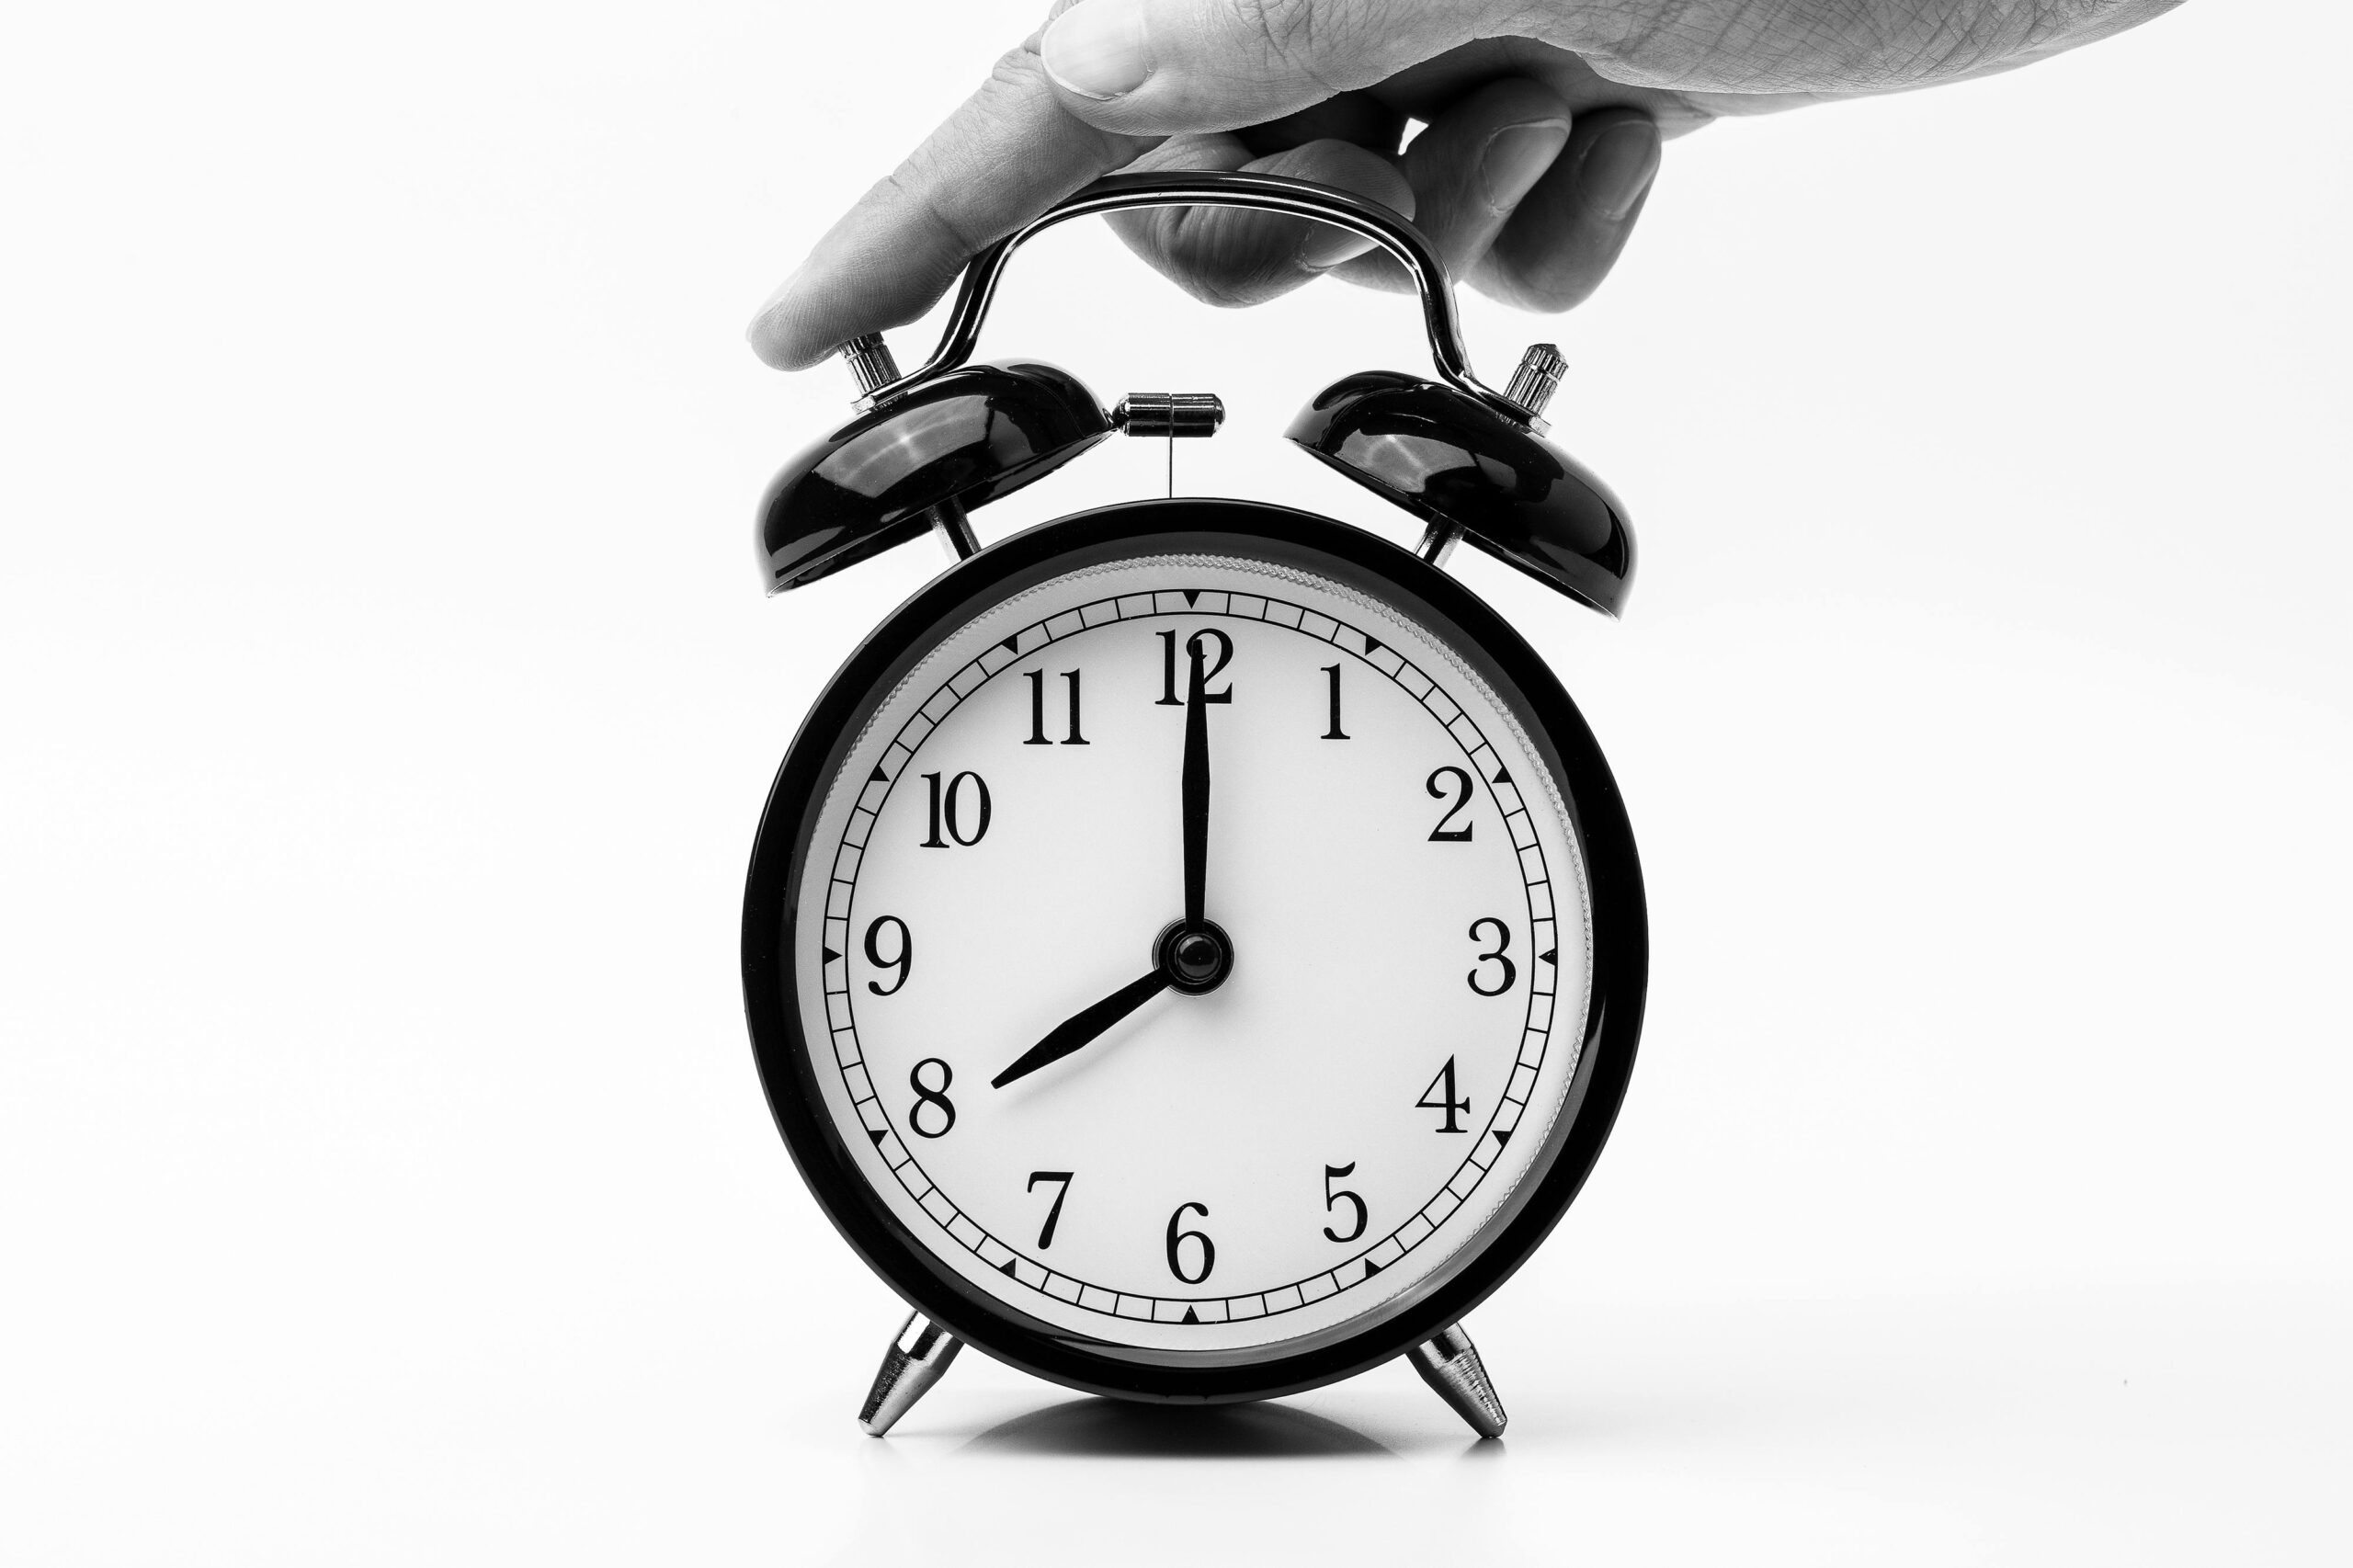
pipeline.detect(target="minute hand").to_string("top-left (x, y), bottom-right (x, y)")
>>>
top-left (1181, 640), bottom-right (1210, 927)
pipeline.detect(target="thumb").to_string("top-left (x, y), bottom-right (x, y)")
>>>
top-left (1040, 0), bottom-right (1523, 134)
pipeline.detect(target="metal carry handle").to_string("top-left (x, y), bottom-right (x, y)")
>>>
top-left (853, 171), bottom-right (1536, 426)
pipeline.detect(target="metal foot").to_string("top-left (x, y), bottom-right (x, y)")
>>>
top-left (858, 1312), bottom-right (962, 1437)
top-left (1408, 1322), bottom-right (1506, 1438)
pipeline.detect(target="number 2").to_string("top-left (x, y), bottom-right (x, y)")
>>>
top-left (1427, 767), bottom-right (1473, 841)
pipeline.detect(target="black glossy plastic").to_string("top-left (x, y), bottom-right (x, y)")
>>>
top-left (1287, 371), bottom-right (1637, 616)
top-left (756, 360), bottom-right (1111, 593)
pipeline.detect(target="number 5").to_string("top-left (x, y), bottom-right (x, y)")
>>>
top-left (1322, 1162), bottom-right (1368, 1244)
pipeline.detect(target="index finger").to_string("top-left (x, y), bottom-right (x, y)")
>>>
top-left (746, 32), bottom-right (1152, 371)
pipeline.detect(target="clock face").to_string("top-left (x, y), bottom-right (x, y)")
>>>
top-left (782, 536), bottom-right (1597, 1357)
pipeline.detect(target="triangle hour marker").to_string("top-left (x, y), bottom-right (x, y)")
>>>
top-left (1365, 1259), bottom-right (1383, 1276)
top-left (999, 1258), bottom-right (1017, 1278)
top-left (1365, 636), bottom-right (1383, 653)
top-left (869, 766), bottom-right (888, 782)
top-left (1000, 635), bottom-right (1018, 653)
top-left (1181, 1307), bottom-right (1199, 1324)
top-left (869, 1128), bottom-right (887, 1146)
top-left (1492, 766), bottom-right (1512, 785)
top-left (822, 947), bottom-right (840, 962)
top-left (1494, 1129), bottom-right (1512, 1147)
top-left (1182, 590), bottom-right (1200, 607)
top-left (1540, 949), bottom-right (1556, 965)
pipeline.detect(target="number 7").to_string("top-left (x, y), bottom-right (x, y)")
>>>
top-left (1026, 1170), bottom-right (1074, 1248)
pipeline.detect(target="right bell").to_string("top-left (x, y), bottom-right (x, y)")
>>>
top-left (1285, 349), bottom-right (1637, 618)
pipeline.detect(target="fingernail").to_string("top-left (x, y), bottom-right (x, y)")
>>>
top-left (1478, 122), bottom-right (1570, 215)
top-left (1040, 0), bottom-right (1152, 101)
top-left (1579, 119), bottom-right (1661, 222)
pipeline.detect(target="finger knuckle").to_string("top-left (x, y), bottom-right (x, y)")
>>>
top-left (1598, 0), bottom-right (2106, 91)
top-left (1225, 0), bottom-right (1347, 94)
top-left (888, 40), bottom-right (1126, 259)
top-left (1131, 208), bottom-right (1304, 309)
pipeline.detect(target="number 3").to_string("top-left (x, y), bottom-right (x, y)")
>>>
top-left (1466, 918), bottom-right (1516, 996)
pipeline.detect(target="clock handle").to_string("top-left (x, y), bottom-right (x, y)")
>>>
top-left (848, 171), bottom-right (1543, 432)
top-left (857, 1311), bottom-right (963, 1437)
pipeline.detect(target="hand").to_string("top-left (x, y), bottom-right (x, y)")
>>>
top-left (992, 969), bottom-right (1171, 1088)
top-left (1181, 635), bottom-right (1209, 929)
top-left (995, 641), bottom-right (1224, 1090)
top-left (746, 0), bottom-right (2181, 371)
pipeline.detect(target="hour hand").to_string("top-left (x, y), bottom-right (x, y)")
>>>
top-left (991, 969), bottom-right (1171, 1089)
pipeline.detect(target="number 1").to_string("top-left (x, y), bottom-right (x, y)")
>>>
top-left (1321, 664), bottom-right (1348, 740)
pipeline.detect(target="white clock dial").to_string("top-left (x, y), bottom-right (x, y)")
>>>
top-left (794, 551), bottom-right (1594, 1353)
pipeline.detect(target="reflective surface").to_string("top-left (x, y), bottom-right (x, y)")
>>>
top-left (756, 360), bottom-right (1110, 592)
top-left (862, 172), bottom-right (1540, 427)
top-left (960, 1395), bottom-right (1395, 1459)
top-left (1288, 371), bottom-right (1636, 617)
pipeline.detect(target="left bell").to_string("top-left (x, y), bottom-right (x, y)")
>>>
top-left (756, 358), bottom-right (1111, 592)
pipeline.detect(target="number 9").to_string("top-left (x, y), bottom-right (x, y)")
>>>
top-left (864, 915), bottom-right (912, 996)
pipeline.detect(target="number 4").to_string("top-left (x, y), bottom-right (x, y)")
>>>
top-left (1416, 1056), bottom-right (1471, 1134)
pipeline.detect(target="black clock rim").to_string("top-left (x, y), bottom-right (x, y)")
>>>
top-left (742, 498), bottom-right (1647, 1404)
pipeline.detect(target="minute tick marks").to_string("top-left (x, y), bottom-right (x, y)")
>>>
top-left (813, 556), bottom-right (1590, 1342)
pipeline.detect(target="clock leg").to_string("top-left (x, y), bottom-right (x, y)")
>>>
top-left (857, 1311), bottom-right (963, 1437)
top-left (1408, 1322), bottom-right (1507, 1438)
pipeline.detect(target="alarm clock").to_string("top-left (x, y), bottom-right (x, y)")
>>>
top-left (742, 173), bottom-right (1646, 1439)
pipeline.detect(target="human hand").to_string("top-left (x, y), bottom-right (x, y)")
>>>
top-left (747, 0), bottom-right (2180, 370)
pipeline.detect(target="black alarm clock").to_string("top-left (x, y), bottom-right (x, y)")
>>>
top-left (742, 173), bottom-right (1646, 1439)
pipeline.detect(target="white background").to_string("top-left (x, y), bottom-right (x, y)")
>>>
top-left (3, 2), bottom-right (2347, 1563)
